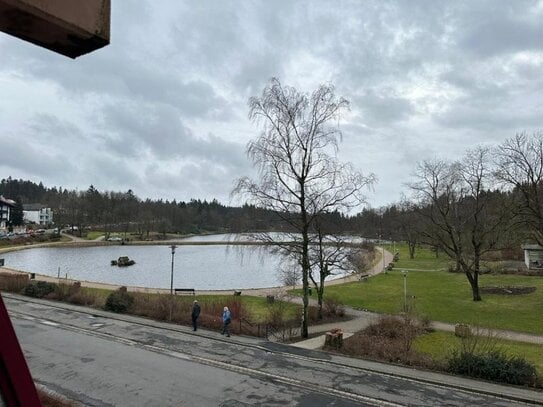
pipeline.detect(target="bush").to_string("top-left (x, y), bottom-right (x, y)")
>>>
top-left (104, 287), bottom-right (134, 313)
top-left (447, 350), bottom-right (538, 386)
top-left (340, 315), bottom-right (433, 367)
top-left (130, 293), bottom-right (182, 322)
top-left (24, 281), bottom-right (56, 298)
top-left (323, 295), bottom-right (345, 317)
top-left (67, 290), bottom-right (97, 306)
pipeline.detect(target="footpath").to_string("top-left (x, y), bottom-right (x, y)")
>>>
top-left (2, 240), bottom-right (543, 350)
top-left (261, 249), bottom-right (543, 350)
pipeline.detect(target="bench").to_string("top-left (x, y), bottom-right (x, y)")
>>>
top-left (174, 288), bottom-right (195, 296)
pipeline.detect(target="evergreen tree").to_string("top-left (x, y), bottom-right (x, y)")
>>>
top-left (11, 197), bottom-right (24, 226)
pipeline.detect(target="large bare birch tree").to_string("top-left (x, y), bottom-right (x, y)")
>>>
top-left (233, 78), bottom-right (375, 338)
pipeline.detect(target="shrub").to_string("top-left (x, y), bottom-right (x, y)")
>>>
top-left (104, 287), bottom-right (134, 313)
top-left (129, 293), bottom-right (184, 322)
top-left (67, 291), bottom-right (97, 306)
top-left (447, 350), bottom-right (538, 386)
top-left (24, 281), bottom-right (56, 298)
top-left (323, 294), bottom-right (345, 317)
top-left (340, 315), bottom-right (430, 365)
top-left (264, 300), bottom-right (301, 341)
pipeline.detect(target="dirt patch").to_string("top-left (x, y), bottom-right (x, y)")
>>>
top-left (480, 286), bottom-right (536, 295)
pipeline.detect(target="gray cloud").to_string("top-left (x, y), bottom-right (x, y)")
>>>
top-left (1, 0), bottom-right (542, 207)
top-left (458, 4), bottom-right (543, 57)
top-left (354, 90), bottom-right (415, 126)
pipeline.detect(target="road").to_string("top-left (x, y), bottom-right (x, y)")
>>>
top-left (4, 293), bottom-right (542, 406)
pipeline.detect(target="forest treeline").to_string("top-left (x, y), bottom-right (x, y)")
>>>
top-left (0, 172), bottom-right (534, 250)
top-left (0, 177), bottom-right (357, 236)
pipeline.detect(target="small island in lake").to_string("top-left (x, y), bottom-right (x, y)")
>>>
top-left (111, 256), bottom-right (136, 267)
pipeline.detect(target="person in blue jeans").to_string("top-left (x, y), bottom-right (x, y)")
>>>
top-left (222, 306), bottom-right (231, 337)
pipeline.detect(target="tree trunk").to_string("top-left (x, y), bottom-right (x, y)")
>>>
top-left (471, 254), bottom-right (482, 301)
top-left (408, 241), bottom-right (416, 259)
top-left (464, 269), bottom-right (481, 301)
top-left (317, 285), bottom-right (323, 320)
top-left (317, 267), bottom-right (326, 320)
top-left (471, 282), bottom-right (481, 301)
top-left (301, 225), bottom-right (310, 339)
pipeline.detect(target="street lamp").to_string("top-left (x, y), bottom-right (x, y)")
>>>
top-left (401, 270), bottom-right (408, 313)
top-left (382, 245), bottom-right (386, 272)
top-left (169, 245), bottom-right (176, 321)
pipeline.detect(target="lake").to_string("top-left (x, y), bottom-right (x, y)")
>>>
top-left (1, 243), bottom-right (284, 290)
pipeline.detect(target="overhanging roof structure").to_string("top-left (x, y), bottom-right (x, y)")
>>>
top-left (0, 0), bottom-right (110, 58)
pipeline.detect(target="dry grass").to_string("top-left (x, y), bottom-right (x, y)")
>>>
top-left (0, 272), bottom-right (30, 292)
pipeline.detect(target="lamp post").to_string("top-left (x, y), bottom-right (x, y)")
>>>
top-left (382, 246), bottom-right (385, 272)
top-left (401, 270), bottom-right (408, 313)
top-left (169, 245), bottom-right (176, 321)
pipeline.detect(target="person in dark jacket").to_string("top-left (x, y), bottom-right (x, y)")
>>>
top-left (221, 306), bottom-right (231, 337)
top-left (191, 300), bottom-right (201, 331)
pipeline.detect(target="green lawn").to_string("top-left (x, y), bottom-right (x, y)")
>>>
top-left (85, 231), bottom-right (106, 240)
top-left (414, 330), bottom-right (543, 374)
top-left (323, 243), bottom-right (543, 335)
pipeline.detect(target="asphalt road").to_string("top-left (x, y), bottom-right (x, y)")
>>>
top-left (4, 294), bottom-right (541, 406)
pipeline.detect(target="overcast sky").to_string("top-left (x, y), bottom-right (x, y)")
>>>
top-left (1, 1), bottom-right (542, 209)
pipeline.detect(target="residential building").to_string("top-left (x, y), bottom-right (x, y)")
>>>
top-left (23, 204), bottom-right (54, 226)
top-left (0, 195), bottom-right (15, 230)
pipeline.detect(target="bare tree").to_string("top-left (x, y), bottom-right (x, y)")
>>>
top-left (495, 131), bottom-right (543, 245)
top-left (308, 217), bottom-right (362, 319)
top-left (409, 147), bottom-right (510, 301)
top-left (233, 78), bottom-right (375, 338)
top-left (390, 198), bottom-right (423, 259)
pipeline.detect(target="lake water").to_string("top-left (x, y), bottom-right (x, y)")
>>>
top-left (1, 243), bottom-right (284, 290)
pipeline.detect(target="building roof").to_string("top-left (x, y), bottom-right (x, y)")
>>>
top-left (522, 244), bottom-right (543, 251)
top-left (23, 203), bottom-right (45, 211)
top-left (0, 196), bottom-right (15, 207)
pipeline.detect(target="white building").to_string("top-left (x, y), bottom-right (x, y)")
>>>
top-left (522, 244), bottom-right (543, 270)
top-left (23, 204), bottom-right (54, 225)
top-left (0, 196), bottom-right (15, 230)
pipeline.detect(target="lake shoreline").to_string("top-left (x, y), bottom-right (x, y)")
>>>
top-left (0, 237), bottom-right (378, 295)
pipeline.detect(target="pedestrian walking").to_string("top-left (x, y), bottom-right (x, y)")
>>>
top-left (221, 306), bottom-right (231, 337)
top-left (191, 300), bottom-right (201, 331)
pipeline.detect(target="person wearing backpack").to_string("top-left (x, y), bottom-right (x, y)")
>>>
top-left (221, 306), bottom-right (231, 337)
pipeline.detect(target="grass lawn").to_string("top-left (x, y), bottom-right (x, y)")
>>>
top-left (414, 330), bottom-right (543, 375)
top-left (322, 243), bottom-right (543, 335)
top-left (85, 231), bottom-right (106, 240)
